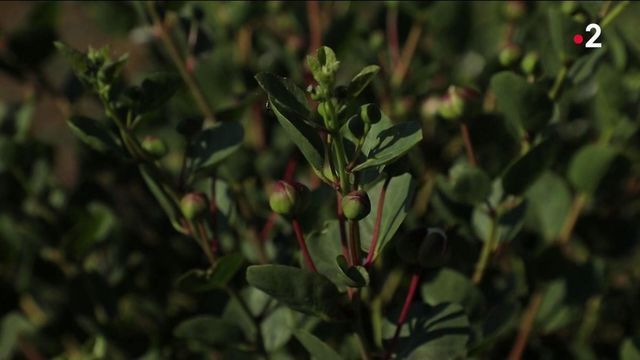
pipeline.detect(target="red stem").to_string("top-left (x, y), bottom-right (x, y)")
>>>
top-left (386, 6), bottom-right (400, 69)
top-left (209, 178), bottom-right (219, 256)
top-left (283, 153), bottom-right (298, 183)
top-left (384, 272), bottom-right (421, 360)
top-left (365, 177), bottom-right (391, 267)
top-left (459, 123), bottom-right (477, 166)
top-left (306, 0), bottom-right (322, 54)
top-left (291, 218), bottom-right (318, 272)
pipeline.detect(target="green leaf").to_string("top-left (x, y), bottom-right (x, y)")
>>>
top-left (347, 65), bottom-right (380, 97)
top-left (67, 116), bottom-right (122, 154)
top-left (0, 312), bottom-right (35, 360)
top-left (353, 114), bottom-right (422, 171)
top-left (420, 268), bottom-right (484, 317)
top-left (472, 200), bottom-right (527, 244)
top-left (382, 303), bottom-right (470, 360)
top-left (136, 72), bottom-right (181, 113)
top-left (246, 265), bottom-right (343, 320)
top-left (174, 316), bottom-right (245, 347)
top-left (176, 253), bottom-right (244, 292)
top-left (534, 279), bottom-right (580, 333)
top-left (490, 71), bottom-right (553, 132)
top-left (547, 8), bottom-right (584, 63)
top-left (190, 122), bottom-right (244, 174)
top-left (335, 255), bottom-right (369, 288)
top-left (63, 202), bottom-right (115, 258)
top-left (524, 172), bottom-right (572, 243)
top-left (620, 337), bottom-right (640, 360)
top-left (307, 221), bottom-right (350, 291)
top-left (446, 163), bottom-right (491, 204)
top-left (502, 139), bottom-right (558, 195)
top-left (55, 41), bottom-right (89, 76)
top-left (295, 330), bottom-right (344, 360)
top-left (261, 306), bottom-right (295, 352)
top-left (360, 173), bottom-right (415, 259)
top-left (256, 73), bottom-right (324, 171)
top-left (567, 144), bottom-right (619, 195)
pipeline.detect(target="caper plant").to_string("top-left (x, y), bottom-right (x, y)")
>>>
top-left (254, 46), bottom-right (439, 359)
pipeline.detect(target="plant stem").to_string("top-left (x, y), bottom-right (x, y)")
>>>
top-left (146, 2), bottom-right (216, 124)
top-left (336, 191), bottom-right (351, 262)
top-left (507, 291), bottom-right (543, 360)
top-left (209, 178), bottom-right (219, 257)
top-left (472, 211), bottom-right (498, 284)
top-left (354, 295), bottom-right (372, 360)
top-left (196, 220), bottom-right (216, 265)
top-left (548, 65), bottom-right (568, 101)
top-left (391, 22), bottom-right (422, 88)
top-left (602, 1), bottom-right (629, 28)
top-left (332, 135), bottom-right (350, 194)
top-left (576, 295), bottom-right (602, 344)
top-left (365, 176), bottom-right (391, 267)
top-left (349, 220), bottom-right (362, 266)
top-left (291, 218), bottom-right (318, 272)
top-left (306, 0), bottom-right (322, 53)
top-left (386, 5), bottom-right (400, 70)
top-left (558, 193), bottom-right (588, 244)
top-left (384, 272), bottom-right (421, 360)
top-left (459, 122), bottom-right (477, 166)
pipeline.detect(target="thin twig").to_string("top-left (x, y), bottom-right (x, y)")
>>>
top-left (384, 272), bottom-right (421, 360)
top-left (391, 23), bottom-right (422, 87)
top-left (292, 218), bottom-right (318, 272)
top-left (306, 0), bottom-right (322, 53)
top-left (349, 220), bottom-right (362, 266)
top-left (146, 2), bottom-right (216, 124)
top-left (459, 123), bottom-right (477, 166)
top-left (601, 1), bottom-right (630, 28)
top-left (558, 193), bottom-right (588, 244)
top-left (507, 291), bottom-right (543, 360)
top-left (386, 6), bottom-right (400, 70)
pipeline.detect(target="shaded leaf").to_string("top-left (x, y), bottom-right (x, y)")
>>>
top-left (446, 163), bottom-right (491, 204)
top-left (490, 71), bottom-right (553, 132)
top-left (347, 65), bottom-right (380, 97)
top-left (190, 122), bottom-right (244, 174)
top-left (472, 200), bottom-right (527, 243)
top-left (246, 265), bottom-right (343, 320)
top-left (524, 172), bottom-right (572, 243)
top-left (174, 316), bottom-right (245, 347)
top-left (620, 337), bottom-right (640, 360)
top-left (256, 73), bottom-right (324, 170)
top-left (67, 116), bottom-right (122, 154)
top-left (0, 312), bottom-right (35, 360)
top-left (382, 303), bottom-right (470, 360)
top-left (502, 139), bottom-right (558, 195)
top-left (567, 144), bottom-right (619, 195)
top-left (420, 268), bottom-right (484, 317)
top-left (307, 221), bottom-right (350, 291)
top-left (335, 255), bottom-right (369, 288)
top-left (136, 72), bottom-right (181, 113)
top-left (139, 164), bottom-right (183, 232)
top-left (295, 330), bottom-right (343, 360)
top-left (176, 253), bottom-right (244, 292)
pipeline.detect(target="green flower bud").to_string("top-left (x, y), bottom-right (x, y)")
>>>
top-left (141, 135), bottom-right (168, 159)
top-left (438, 86), bottom-right (466, 120)
top-left (342, 190), bottom-right (371, 221)
top-left (396, 227), bottom-right (449, 268)
top-left (269, 180), bottom-right (310, 217)
top-left (520, 51), bottom-right (539, 75)
top-left (503, 1), bottom-right (525, 21)
top-left (318, 101), bottom-right (338, 131)
top-left (181, 192), bottom-right (208, 220)
top-left (360, 104), bottom-right (381, 124)
top-left (499, 44), bottom-right (522, 67)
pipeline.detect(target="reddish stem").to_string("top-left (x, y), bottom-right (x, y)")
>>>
top-left (459, 123), bottom-right (477, 166)
top-left (291, 218), bottom-right (318, 272)
top-left (283, 153), bottom-right (298, 183)
top-left (306, 0), bottom-right (322, 54)
top-left (260, 212), bottom-right (278, 242)
top-left (384, 272), bottom-right (421, 360)
top-left (365, 177), bottom-right (391, 267)
top-left (386, 6), bottom-right (400, 70)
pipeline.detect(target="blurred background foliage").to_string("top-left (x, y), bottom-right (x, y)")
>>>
top-left (0, 1), bottom-right (639, 359)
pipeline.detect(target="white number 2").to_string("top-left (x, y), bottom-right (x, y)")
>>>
top-left (585, 23), bottom-right (602, 48)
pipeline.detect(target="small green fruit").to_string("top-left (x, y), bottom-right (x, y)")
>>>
top-left (342, 190), bottom-right (371, 221)
top-left (520, 51), bottom-right (539, 75)
top-left (360, 104), bottom-right (381, 124)
top-left (141, 135), bottom-right (168, 159)
top-left (269, 180), bottom-right (310, 217)
top-left (181, 192), bottom-right (208, 220)
top-left (396, 227), bottom-right (449, 268)
top-left (438, 86), bottom-right (466, 120)
top-left (498, 44), bottom-right (522, 67)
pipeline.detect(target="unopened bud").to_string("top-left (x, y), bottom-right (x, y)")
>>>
top-left (269, 180), bottom-right (310, 217)
top-left (141, 135), bottom-right (168, 159)
top-left (181, 192), bottom-right (208, 220)
top-left (342, 190), bottom-right (371, 221)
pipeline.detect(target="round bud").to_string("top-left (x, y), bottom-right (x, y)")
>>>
top-left (141, 135), bottom-right (168, 159)
top-left (396, 227), bottom-right (449, 268)
top-left (498, 44), bottom-right (522, 67)
top-left (360, 104), bottom-right (381, 124)
top-left (177, 117), bottom-right (203, 137)
top-left (342, 190), bottom-right (371, 221)
top-left (181, 192), bottom-right (208, 220)
top-left (520, 51), bottom-right (539, 75)
top-left (438, 86), bottom-right (465, 120)
top-left (269, 180), bottom-right (310, 217)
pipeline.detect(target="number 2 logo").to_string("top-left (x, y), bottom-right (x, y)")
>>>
top-left (585, 23), bottom-right (602, 48)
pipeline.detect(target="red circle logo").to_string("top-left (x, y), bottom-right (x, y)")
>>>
top-left (573, 34), bottom-right (584, 45)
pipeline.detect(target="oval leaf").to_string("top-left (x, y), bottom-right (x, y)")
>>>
top-left (567, 144), bottom-right (619, 195)
top-left (67, 115), bottom-right (122, 154)
top-left (502, 139), bottom-right (558, 195)
top-left (335, 255), bottom-right (369, 288)
top-left (347, 65), bottom-right (380, 97)
top-left (176, 253), bottom-right (244, 292)
top-left (190, 122), bottom-right (244, 174)
top-left (295, 330), bottom-right (344, 360)
top-left (246, 265), bottom-right (343, 321)
top-left (174, 316), bottom-right (245, 347)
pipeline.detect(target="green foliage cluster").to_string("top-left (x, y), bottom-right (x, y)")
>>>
top-left (1, 2), bottom-right (640, 359)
